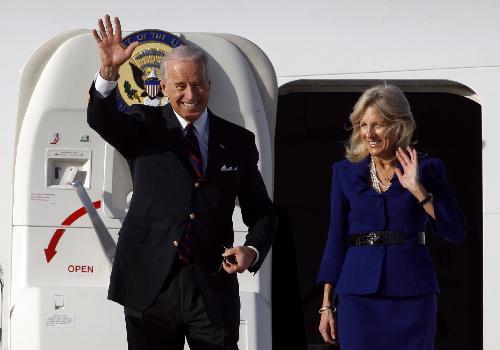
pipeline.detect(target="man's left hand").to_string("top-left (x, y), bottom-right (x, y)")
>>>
top-left (222, 246), bottom-right (257, 274)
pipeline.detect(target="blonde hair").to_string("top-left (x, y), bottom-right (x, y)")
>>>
top-left (346, 85), bottom-right (416, 162)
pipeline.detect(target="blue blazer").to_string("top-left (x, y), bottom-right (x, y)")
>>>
top-left (317, 156), bottom-right (466, 297)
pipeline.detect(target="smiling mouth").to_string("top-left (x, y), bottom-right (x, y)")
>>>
top-left (368, 140), bottom-right (381, 147)
top-left (182, 101), bottom-right (200, 109)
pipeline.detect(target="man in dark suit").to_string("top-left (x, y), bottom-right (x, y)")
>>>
top-left (88, 15), bottom-right (277, 350)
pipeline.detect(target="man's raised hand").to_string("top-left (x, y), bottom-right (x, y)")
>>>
top-left (92, 15), bottom-right (139, 81)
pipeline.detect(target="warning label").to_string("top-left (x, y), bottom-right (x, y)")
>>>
top-left (44, 314), bottom-right (75, 328)
top-left (30, 193), bottom-right (56, 204)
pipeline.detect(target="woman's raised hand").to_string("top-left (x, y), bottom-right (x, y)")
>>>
top-left (395, 146), bottom-right (419, 192)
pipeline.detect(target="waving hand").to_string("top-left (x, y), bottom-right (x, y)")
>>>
top-left (92, 15), bottom-right (139, 81)
top-left (395, 147), bottom-right (419, 192)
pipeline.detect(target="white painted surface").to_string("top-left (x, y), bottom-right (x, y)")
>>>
top-left (8, 30), bottom-right (276, 350)
top-left (483, 213), bottom-right (500, 350)
top-left (1, 1), bottom-right (500, 349)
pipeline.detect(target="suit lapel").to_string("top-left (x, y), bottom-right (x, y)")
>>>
top-left (345, 156), bottom-right (404, 197)
top-left (386, 162), bottom-right (405, 196)
top-left (205, 111), bottom-right (225, 181)
top-left (162, 104), bottom-right (182, 132)
top-left (160, 104), bottom-right (200, 179)
top-left (345, 157), bottom-right (378, 197)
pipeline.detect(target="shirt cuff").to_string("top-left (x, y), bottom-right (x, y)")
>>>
top-left (246, 246), bottom-right (259, 267)
top-left (94, 71), bottom-right (118, 98)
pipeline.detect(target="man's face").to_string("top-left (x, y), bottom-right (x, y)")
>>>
top-left (160, 60), bottom-right (210, 122)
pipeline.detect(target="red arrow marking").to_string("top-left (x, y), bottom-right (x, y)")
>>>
top-left (44, 200), bottom-right (101, 263)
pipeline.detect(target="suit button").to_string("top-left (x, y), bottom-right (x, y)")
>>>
top-left (189, 212), bottom-right (196, 220)
top-left (172, 240), bottom-right (179, 247)
top-left (194, 182), bottom-right (200, 188)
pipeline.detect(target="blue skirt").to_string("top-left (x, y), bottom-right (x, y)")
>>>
top-left (337, 293), bottom-right (437, 350)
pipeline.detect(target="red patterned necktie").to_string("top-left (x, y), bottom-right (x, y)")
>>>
top-left (178, 123), bottom-right (202, 264)
top-left (183, 123), bottom-right (203, 178)
top-left (178, 221), bottom-right (194, 265)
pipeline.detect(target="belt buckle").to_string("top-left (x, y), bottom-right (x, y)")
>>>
top-left (367, 232), bottom-right (378, 246)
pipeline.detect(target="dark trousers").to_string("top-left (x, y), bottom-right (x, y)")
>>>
top-left (125, 260), bottom-right (239, 350)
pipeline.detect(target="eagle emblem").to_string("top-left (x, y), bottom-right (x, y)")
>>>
top-left (116, 29), bottom-right (183, 111)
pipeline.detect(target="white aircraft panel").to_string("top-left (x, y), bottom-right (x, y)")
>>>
top-left (11, 30), bottom-right (277, 350)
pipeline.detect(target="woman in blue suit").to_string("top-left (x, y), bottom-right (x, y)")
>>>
top-left (317, 85), bottom-right (466, 350)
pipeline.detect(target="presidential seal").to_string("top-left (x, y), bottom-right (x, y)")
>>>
top-left (116, 29), bottom-right (183, 111)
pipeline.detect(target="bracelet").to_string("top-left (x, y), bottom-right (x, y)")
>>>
top-left (318, 305), bottom-right (336, 314)
top-left (419, 193), bottom-right (433, 206)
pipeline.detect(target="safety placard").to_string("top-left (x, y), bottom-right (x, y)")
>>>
top-left (44, 314), bottom-right (75, 328)
top-left (30, 193), bottom-right (56, 204)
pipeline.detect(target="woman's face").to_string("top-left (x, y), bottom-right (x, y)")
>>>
top-left (359, 105), bottom-right (395, 159)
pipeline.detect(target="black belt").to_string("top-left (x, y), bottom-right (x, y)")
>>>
top-left (348, 230), bottom-right (425, 246)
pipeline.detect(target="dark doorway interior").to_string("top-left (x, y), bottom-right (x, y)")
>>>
top-left (272, 86), bottom-right (482, 350)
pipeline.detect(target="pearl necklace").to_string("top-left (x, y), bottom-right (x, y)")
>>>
top-left (370, 156), bottom-right (390, 193)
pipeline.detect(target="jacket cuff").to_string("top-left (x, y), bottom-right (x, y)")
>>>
top-left (246, 245), bottom-right (259, 267)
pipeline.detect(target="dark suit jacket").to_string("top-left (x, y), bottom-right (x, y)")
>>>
top-left (87, 84), bottom-right (277, 325)
top-left (317, 156), bottom-right (466, 297)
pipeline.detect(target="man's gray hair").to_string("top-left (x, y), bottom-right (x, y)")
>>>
top-left (160, 45), bottom-right (209, 80)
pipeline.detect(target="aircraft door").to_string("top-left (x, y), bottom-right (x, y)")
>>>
top-left (11, 30), bottom-right (277, 350)
top-left (272, 81), bottom-right (482, 349)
